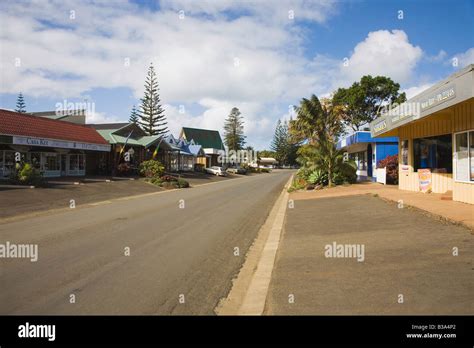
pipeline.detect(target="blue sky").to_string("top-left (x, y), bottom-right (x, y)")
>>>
top-left (0, 0), bottom-right (473, 149)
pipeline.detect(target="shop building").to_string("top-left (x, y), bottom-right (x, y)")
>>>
top-left (337, 131), bottom-right (398, 182)
top-left (179, 127), bottom-right (225, 167)
top-left (370, 64), bottom-right (474, 204)
top-left (162, 134), bottom-right (205, 171)
top-left (0, 109), bottom-right (110, 178)
top-left (91, 123), bottom-right (173, 174)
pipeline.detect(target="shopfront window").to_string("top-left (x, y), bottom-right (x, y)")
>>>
top-left (30, 152), bottom-right (42, 170)
top-left (455, 130), bottom-right (474, 182)
top-left (44, 153), bottom-right (60, 171)
top-left (78, 154), bottom-right (85, 170)
top-left (349, 152), bottom-right (367, 171)
top-left (70, 155), bottom-right (79, 171)
top-left (68, 154), bottom-right (85, 173)
top-left (413, 134), bottom-right (452, 173)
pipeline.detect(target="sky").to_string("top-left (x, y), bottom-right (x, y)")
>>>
top-left (0, 0), bottom-right (473, 150)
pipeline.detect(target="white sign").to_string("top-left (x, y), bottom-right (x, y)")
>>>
top-left (13, 136), bottom-right (110, 152)
top-left (420, 86), bottom-right (455, 111)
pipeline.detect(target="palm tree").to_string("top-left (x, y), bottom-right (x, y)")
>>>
top-left (291, 95), bottom-right (345, 187)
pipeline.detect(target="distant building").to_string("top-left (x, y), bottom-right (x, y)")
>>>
top-left (0, 109), bottom-right (110, 178)
top-left (179, 127), bottom-right (225, 167)
top-left (162, 134), bottom-right (205, 171)
top-left (29, 109), bottom-right (86, 125)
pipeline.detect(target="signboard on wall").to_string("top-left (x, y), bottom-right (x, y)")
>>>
top-left (418, 169), bottom-right (432, 193)
top-left (12, 136), bottom-right (110, 152)
top-left (420, 86), bottom-right (455, 111)
top-left (400, 165), bottom-right (410, 173)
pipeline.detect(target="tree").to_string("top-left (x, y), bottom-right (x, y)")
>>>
top-left (290, 95), bottom-right (345, 145)
top-left (129, 105), bottom-right (139, 124)
top-left (258, 150), bottom-right (276, 158)
top-left (15, 92), bottom-right (26, 113)
top-left (271, 119), bottom-right (298, 166)
top-left (290, 95), bottom-right (345, 187)
top-left (223, 107), bottom-right (246, 151)
top-left (333, 75), bottom-right (406, 131)
top-left (138, 63), bottom-right (168, 136)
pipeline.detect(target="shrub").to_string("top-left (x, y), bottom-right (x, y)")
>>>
top-left (160, 175), bottom-right (175, 182)
top-left (289, 176), bottom-right (307, 191)
top-left (334, 160), bottom-right (357, 184)
top-left (10, 162), bottom-right (43, 186)
top-left (377, 154), bottom-right (398, 184)
top-left (139, 160), bottom-right (165, 178)
top-left (160, 181), bottom-right (176, 189)
top-left (176, 178), bottom-right (190, 188)
top-left (307, 169), bottom-right (329, 186)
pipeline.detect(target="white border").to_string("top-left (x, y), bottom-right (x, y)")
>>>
top-left (453, 129), bottom-right (474, 184)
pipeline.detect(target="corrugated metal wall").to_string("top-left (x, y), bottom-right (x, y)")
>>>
top-left (452, 99), bottom-right (474, 204)
top-left (397, 98), bottom-right (473, 204)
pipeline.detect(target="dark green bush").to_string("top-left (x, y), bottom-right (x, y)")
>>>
top-left (10, 162), bottom-right (44, 186)
top-left (139, 160), bottom-right (165, 178)
top-left (307, 169), bottom-right (329, 186)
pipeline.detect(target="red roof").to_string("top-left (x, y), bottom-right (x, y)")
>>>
top-left (0, 109), bottom-right (109, 145)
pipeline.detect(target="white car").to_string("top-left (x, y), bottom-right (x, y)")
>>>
top-left (205, 166), bottom-right (228, 176)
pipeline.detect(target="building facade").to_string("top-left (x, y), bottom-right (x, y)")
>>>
top-left (337, 131), bottom-right (398, 182)
top-left (180, 127), bottom-right (225, 167)
top-left (370, 64), bottom-right (474, 204)
top-left (0, 109), bottom-right (110, 178)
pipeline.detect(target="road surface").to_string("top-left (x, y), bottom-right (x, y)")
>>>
top-left (0, 170), bottom-right (292, 314)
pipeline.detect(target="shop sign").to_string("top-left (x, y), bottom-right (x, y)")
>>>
top-left (418, 169), bottom-right (432, 193)
top-left (373, 120), bottom-right (387, 134)
top-left (400, 165), bottom-right (410, 173)
top-left (12, 136), bottom-right (110, 152)
top-left (420, 86), bottom-right (455, 111)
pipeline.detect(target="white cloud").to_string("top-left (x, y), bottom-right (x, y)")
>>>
top-left (402, 83), bottom-right (433, 100)
top-left (0, 0), bottom-right (341, 149)
top-left (452, 47), bottom-right (474, 68)
top-left (0, 3), bottom-right (445, 149)
top-left (86, 111), bottom-right (123, 124)
top-left (426, 50), bottom-right (447, 62)
top-left (336, 30), bottom-right (423, 88)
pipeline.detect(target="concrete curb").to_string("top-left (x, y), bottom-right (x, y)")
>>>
top-left (216, 174), bottom-right (293, 315)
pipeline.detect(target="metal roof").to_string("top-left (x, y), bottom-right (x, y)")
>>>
top-left (370, 64), bottom-right (474, 137)
top-left (337, 131), bottom-right (398, 149)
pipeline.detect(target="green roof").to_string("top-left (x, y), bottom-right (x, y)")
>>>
top-left (97, 129), bottom-right (163, 148)
top-left (181, 127), bottom-right (224, 149)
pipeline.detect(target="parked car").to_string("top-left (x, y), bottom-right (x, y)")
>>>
top-left (205, 166), bottom-right (228, 176)
top-left (226, 166), bottom-right (247, 174)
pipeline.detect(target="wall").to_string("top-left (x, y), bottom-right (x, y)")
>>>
top-left (375, 143), bottom-right (398, 166)
top-left (452, 99), bottom-right (474, 204)
top-left (397, 98), bottom-right (473, 203)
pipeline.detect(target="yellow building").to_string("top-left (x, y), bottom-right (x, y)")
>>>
top-left (370, 64), bottom-right (474, 204)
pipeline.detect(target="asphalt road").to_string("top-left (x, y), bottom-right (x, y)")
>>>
top-left (0, 170), bottom-right (292, 314)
